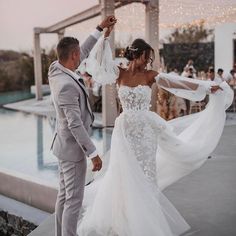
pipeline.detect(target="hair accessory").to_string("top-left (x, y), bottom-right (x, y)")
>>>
top-left (128, 46), bottom-right (138, 52)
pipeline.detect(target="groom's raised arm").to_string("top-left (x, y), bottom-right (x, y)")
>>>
top-left (80, 15), bottom-right (117, 62)
top-left (80, 30), bottom-right (102, 62)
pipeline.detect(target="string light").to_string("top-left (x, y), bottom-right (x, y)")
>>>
top-left (66, 1), bottom-right (236, 43)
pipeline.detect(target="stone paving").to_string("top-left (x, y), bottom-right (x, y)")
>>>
top-left (28, 122), bottom-right (236, 236)
top-left (3, 97), bottom-right (236, 236)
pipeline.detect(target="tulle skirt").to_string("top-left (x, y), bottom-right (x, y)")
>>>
top-left (77, 82), bottom-right (233, 236)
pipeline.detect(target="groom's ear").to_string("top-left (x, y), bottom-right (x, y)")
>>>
top-left (71, 50), bottom-right (76, 60)
top-left (71, 47), bottom-right (80, 59)
top-left (70, 49), bottom-right (80, 65)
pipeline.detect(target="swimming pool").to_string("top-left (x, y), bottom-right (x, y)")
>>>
top-left (0, 108), bottom-right (112, 186)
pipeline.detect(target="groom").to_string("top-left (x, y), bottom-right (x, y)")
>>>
top-left (48, 16), bottom-right (116, 236)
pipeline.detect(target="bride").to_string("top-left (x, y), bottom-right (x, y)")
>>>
top-left (77, 24), bottom-right (233, 236)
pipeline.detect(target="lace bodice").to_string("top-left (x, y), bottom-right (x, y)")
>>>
top-left (118, 85), bottom-right (152, 112)
top-left (118, 85), bottom-right (158, 183)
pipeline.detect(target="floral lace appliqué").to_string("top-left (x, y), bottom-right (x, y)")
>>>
top-left (118, 85), bottom-right (159, 183)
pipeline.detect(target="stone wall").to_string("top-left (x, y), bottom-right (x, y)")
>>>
top-left (0, 210), bottom-right (37, 236)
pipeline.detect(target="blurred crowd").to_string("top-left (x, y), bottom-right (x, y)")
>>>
top-left (170, 60), bottom-right (236, 85)
top-left (158, 60), bottom-right (236, 119)
top-left (81, 59), bottom-right (236, 119)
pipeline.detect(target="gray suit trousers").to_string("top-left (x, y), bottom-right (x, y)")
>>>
top-left (55, 158), bottom-right (87, 236)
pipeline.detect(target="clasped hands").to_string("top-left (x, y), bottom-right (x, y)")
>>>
top-left (99, 15), bottom-right (117, 38)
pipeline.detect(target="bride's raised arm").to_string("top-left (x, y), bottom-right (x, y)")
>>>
top-left (155, 72), bottom-right (216, 101)
top-left (78, 30), bottom-right (120, 85)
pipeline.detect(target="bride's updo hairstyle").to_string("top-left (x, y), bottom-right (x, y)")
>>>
top-left (124, 38), bottom-right (155, 67)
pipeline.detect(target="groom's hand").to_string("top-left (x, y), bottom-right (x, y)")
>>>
top-left (104, 25), bottom-right (114, 38)
top-left (99, 15), bottom-right (117, 29)
top-left (91, 155), bottom-right (102, 171)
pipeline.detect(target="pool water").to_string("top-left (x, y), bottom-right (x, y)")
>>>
top-left (0, 108), bottom-right (112, 186)
top-left (0, 90), bottom-right (34, 106)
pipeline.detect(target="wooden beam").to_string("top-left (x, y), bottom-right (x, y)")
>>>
top-left (44, 5), bottom-right (101, 33)
top-left (43, 1), bottom-right (142, 33)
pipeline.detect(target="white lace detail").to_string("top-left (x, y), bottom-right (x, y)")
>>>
top-left (118, 85), bottom-right (151, 111)
top-left (124, 112), bottom-right (158, 183)
top-left (119, 85), bottom-right (159, 183)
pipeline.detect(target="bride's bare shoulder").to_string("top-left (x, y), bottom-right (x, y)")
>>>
top-left (147, 70), bottom-right (158, 77)
top-left (146, 70), bottom-right (158, 84)
top-left (116, 66), bottom-right (126, 82)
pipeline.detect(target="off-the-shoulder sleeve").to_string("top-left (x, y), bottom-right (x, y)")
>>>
top-left (78, 37), bottom-right (119, 85)
top-left (155, 73), bottom-right (214, 101)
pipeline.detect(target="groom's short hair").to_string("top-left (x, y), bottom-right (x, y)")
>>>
top-left (57, 37), bottom-right (79, 61)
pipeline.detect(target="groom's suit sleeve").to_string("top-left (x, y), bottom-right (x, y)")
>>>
top-left (58, 82), bottom-right (97, 157)
top-left (80, 29), bottom-right (102, 62)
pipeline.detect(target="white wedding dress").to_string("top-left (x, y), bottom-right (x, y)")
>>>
top-left (77, 38), bottom-right (233, 236)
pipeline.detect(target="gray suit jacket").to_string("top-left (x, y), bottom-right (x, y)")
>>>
top-left (48, 33), bottom-right (99, 162)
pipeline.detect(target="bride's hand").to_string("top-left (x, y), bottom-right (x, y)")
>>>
top-left (99, 15), bottom-right (117, 29)
top-left (104, 24), bottom-right (115, 38)
top-left (210, 85), bottom-right (223, 93)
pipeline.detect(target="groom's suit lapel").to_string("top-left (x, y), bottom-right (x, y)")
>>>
top-left (63, 70), bottom-right (88, 95)
top-left (57, 63), bottom-right (94, 121)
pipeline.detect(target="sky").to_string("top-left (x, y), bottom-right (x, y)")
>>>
top-left (0, 0), bottom-right (98, 51)
top-left (0, 0), bottom-right (235, 52)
